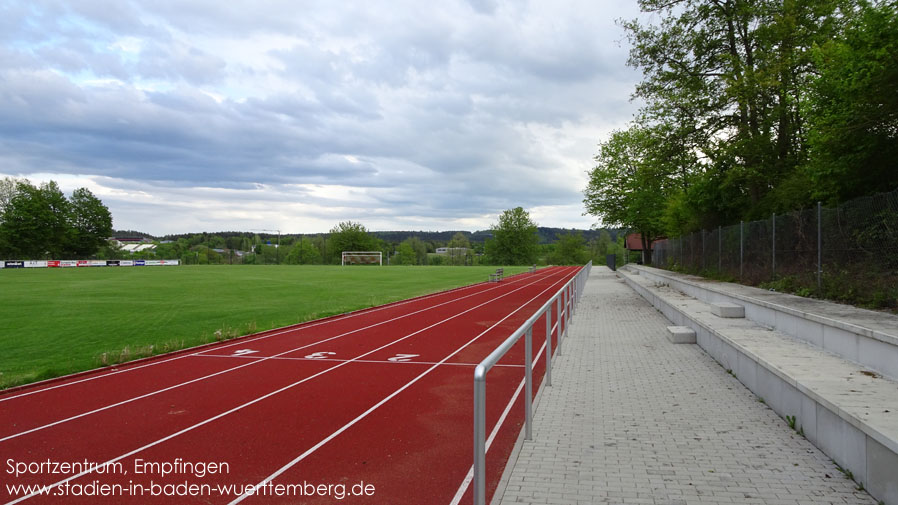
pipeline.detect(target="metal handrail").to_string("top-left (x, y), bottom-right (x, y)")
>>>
top-left (472, 261), bottom-right (592, 505)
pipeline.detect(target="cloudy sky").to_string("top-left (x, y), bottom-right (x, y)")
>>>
top-left (0, 0), bottom-right (641, 235)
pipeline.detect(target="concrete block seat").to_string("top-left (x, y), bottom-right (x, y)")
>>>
top-left (666, 325), bottom-right (696, 344)
top-left (619, 266), bottom-right (898, 505)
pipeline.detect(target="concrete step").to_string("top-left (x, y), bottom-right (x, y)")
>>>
top-left (622, 264), bottom-right (898, 381)
top-left (619, 267), bottom-right (898, 505)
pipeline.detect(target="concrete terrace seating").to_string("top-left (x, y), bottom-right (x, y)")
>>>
top-left (619, 264), bottom-right (898, 505)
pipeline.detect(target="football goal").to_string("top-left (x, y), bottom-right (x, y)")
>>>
top-left (341, 251), bottom-right (383, 266)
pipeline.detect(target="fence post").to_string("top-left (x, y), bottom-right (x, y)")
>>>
top-left (702, 229), bottom-right (705, 271)
top-left (770, 212), bottom-right (776, 280)
top-left (740, 221), bottom-right (744, 280)
top-left (817, 201), bottom-right (822, 291)
top-left (690, 232), bottom-right (694, 270)
top-left (718, 225), bottom-right (722, 273)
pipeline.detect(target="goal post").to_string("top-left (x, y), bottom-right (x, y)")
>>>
top-left (341, 251), bottom-right (383, 266)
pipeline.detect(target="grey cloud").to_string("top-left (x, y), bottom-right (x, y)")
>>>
top-left (0, 0), bottom-right (640, 233)
top-left (465, 0), bottom-right (498, 15)
top-left (136, 40), bottom-right (226, 85)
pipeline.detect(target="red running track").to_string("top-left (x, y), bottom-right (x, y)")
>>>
top-left (0, 266), bottom-right (580, 504)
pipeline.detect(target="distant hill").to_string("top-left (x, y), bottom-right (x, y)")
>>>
top-left (112, 230), bottom-right (156, 239)
top-left (370, 228), bottom-right (618, 244)
top-left (127, 227), bottom-right (623, 245)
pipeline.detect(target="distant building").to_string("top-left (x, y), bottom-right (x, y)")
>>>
top-left (436, 247), bottom-right (468, 255)
top-left (121, 244), bottom-right (156, 254)
top-left (625, 233), bottom-right (664, 264)
top-left (108, 237), bottom-right (156, 254)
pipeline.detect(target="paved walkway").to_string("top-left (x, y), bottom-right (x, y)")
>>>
top-left (499, 267), bottom-right (877, 505)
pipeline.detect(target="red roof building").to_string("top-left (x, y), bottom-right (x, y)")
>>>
top-left (625, 233), bottom-right (665, 264)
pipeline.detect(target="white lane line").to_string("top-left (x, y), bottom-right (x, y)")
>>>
top-left (0, 270), bottom-right (561, 442)
top-left (448, 323), bottom-right (558, 505)
top-left (3, 270), bottom-right (569, 505)
top-left (227, 276), bottom-right (571, 505)
top-left (0, 268), bottom-right (553, 403)
top-left (194, 354), bottom-right (527, 368)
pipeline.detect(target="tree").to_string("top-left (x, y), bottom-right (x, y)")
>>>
top-left (550, 232), bottom-right (589, 265)
top-left (448, 232), bottom-right (470, 249)
top-left (620, 0), bottom-right (845, 226)
top-left (485, 207), bottom-right (539, 265)
top-left (447, 232), bottom-right (471, 265)
top-left (327, 221), bottom-right (381, 263)
top-left (804, 0), bottom-right (898, 202)
top-left (397, 236), bottom-right (427, 265)
top-left (0, 177), bottom-right (18, 216)
top-left (397, 241), bottom-right (416, 265)
top-left (0, 180), bottom-right (69, 259)
top-left (67, 188), bottom-right (113, 258)
top-left (0, 180), bottom-right (115, 260)
top-left (583, 126), bottom-right (669, 263)
top-left (285, 238), bottom-right (322, 264)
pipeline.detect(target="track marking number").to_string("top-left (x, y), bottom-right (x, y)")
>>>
top-left (387, 354), bottom-right (420, 362)
top-left (305, 351), bottom-right (336, 359)
top-left (232, 349), bottom-right (258, 356)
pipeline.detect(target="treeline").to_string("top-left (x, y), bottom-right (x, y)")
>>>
top-left (115, 210), bottom-right (625, 266)
top-left (0, 178), bottom-right (112, 259)
top-left (155, 227), bottom-right (617, 246)
top-left (584, 0), bottom-right (898, 257)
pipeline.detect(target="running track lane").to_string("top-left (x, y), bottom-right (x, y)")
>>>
top-left (1, 266), bottom-right (579, 504)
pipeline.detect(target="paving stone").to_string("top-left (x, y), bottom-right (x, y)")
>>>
top-left (497, 267), bottom-right (877, 505)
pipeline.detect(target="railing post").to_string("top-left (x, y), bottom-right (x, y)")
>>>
top-left (545, 306), bottom-right (552, 387)
top-left (524, 327), bottom-right (533, 440)
top-left (565, 285), bottom-right (571, 330)
top-left (473, 370), bottom-right (486, 505)
top-left (556, 296), bottom-right (563, 355)
top-left (569, 283), bottom-right (574, 323)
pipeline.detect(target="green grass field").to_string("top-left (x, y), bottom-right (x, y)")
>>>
top-left (0, 265), bottom-right (526, 389)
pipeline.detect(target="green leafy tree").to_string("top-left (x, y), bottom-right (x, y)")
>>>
top-left (446, 232), bottom-right (471, 265)
top-left (397, 236), bottom-right (427, 265)
top-left (550, 232), bottom-right (590, 265)
top-left (0, 177), bottom-right (18, 216)
top-left (485, 207), bottom-right (539, 265)
top-left (583, 126), bottom-right (668, 262)
top-left (0, 180), bottom-right (70, 259)
top-left (804, 0), bottom-right (898, 202)
top-left (621, 0), bottom-right (845, 226)
top-left (327, 221), bottom-right (381, 263)
top-left (397, 241), bottom-right (417, 265)
top-left (285, 238), bottom-right (322, 264)
top-left (309, 235), bottom-right (329, 264)
top-left (66, 188), bottom-right (113, 258)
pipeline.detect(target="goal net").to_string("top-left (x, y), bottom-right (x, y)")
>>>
top-left (341, 251), bottom-right (383, 266)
